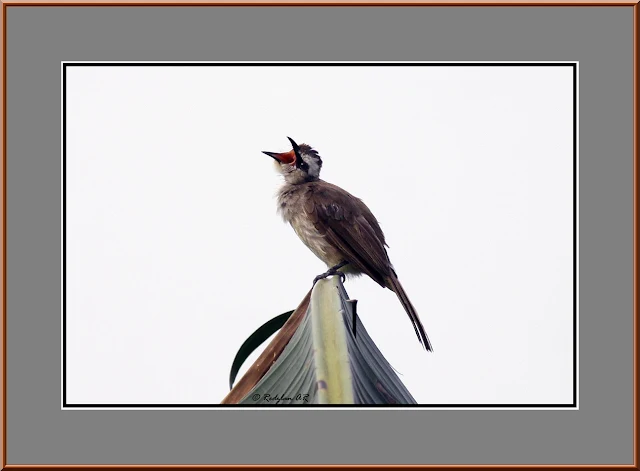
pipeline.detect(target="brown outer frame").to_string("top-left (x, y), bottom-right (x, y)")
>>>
top-left (0, 1), bottom-right (636, 469)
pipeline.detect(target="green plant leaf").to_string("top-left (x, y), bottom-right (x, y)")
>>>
top-left (231, 278), bottom-right (418, 405)
top-left (228, 310), bottom-right (294, 390)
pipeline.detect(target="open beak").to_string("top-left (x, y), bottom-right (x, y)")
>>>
top-left (262, 149), bottom-right (296, 164)
top-left (263, 136), bottom-right (300, 165)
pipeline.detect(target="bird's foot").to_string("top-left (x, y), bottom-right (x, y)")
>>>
top-left (313, 268), bottom-right (346, 286)
top-left (313, 262), bottom-right (348, 286)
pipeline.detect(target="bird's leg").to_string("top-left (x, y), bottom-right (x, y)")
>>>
top-left (313, 261), bottom-right (349, 286)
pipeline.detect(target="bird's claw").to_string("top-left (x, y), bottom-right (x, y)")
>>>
top-left (313, 268), bottom-right (346, 286)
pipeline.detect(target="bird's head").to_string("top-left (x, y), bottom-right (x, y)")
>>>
top-left (262, 137), bottom-right (323, 184)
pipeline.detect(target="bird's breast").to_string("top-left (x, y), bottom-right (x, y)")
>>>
top-left (277, 184), bottom-right (342, 266)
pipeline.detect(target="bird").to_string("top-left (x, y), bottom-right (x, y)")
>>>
top-left (262, 137), bottom-right (433, 351)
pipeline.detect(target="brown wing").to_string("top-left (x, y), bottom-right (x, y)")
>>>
top-left (303, 181), bottom-right (392, 287)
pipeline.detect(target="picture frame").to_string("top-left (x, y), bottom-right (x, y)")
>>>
top-left (1, 1), bottom-right (637, 468)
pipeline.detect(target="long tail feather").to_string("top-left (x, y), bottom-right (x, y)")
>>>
top-left (385, 275), bottom-right (433, 352)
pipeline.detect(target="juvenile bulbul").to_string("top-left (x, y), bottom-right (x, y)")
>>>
top-left (262, 137), bottom-right (433, 351)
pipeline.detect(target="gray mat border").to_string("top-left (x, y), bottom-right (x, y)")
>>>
top-left (3, 4), bottom-right (636, 466)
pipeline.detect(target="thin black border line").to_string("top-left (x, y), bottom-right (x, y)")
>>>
top-left (63, 62), bottom-right (573, 67)
top-left (573, 64), bottom-right (577, 408)
top-left (62, 61), bottom-right (578, 408)
top-left (62, 64), bottom-right (67, 407)
top-left (63, 403), bottom-right (576, 408)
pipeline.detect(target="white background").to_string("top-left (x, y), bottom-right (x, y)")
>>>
top-left (65, 64), bottom-right (575, 406)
